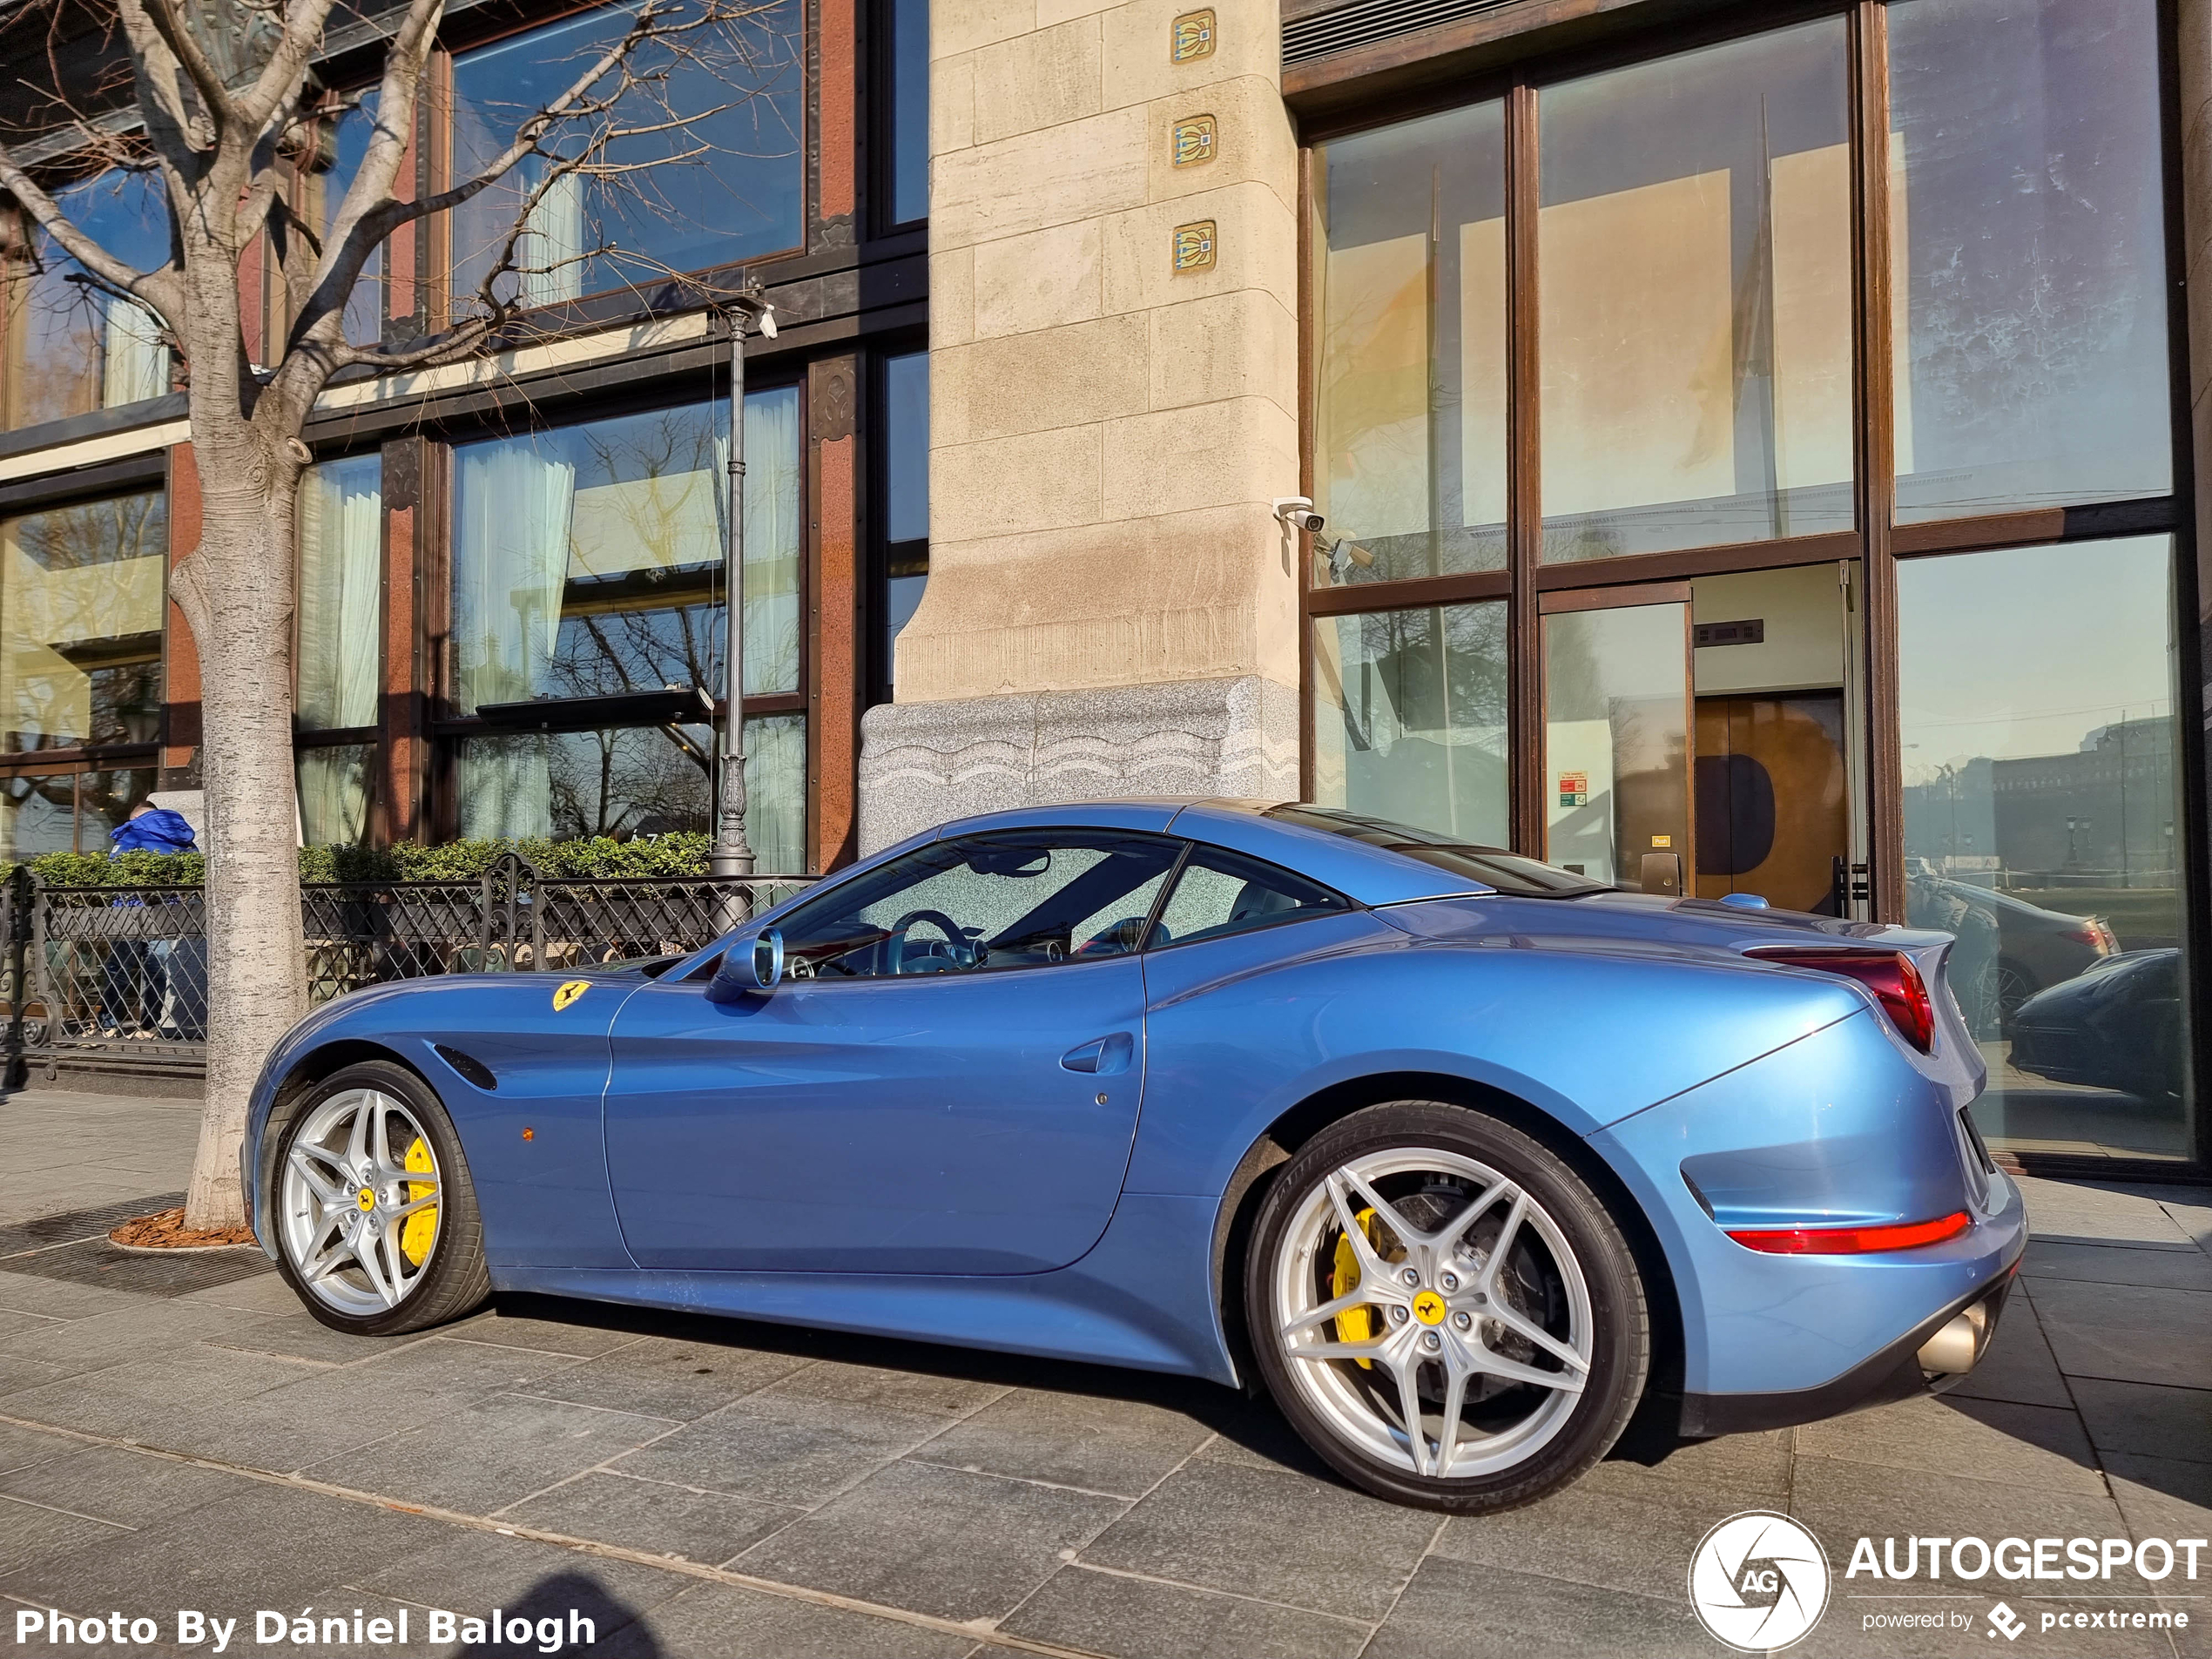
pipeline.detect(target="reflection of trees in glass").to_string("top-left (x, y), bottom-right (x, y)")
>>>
top-left (545, 725), bottom-right (711, 839)
top-left (3, 170), bottom-right (172, 431)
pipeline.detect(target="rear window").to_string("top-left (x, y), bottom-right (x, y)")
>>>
top-left (1264, 806), bottom-right (1613, 898)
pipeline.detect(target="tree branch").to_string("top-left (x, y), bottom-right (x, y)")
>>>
top-left (0, 146), bottom-right (180, 321)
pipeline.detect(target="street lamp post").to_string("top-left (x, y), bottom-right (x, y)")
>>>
top-left (710, 291), bottom-right (776, 930)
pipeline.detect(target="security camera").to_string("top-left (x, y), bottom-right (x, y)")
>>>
top-left (1271, 496), bottom-right (1325, 535)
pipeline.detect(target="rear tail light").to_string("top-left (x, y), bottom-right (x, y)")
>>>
top-left (1746, 947), bottom-right (1935, 1052)
top-left (2065, 918), bottom-right (2117, 955)
top-left (1729, 1210), bottom-right (1972, 1254)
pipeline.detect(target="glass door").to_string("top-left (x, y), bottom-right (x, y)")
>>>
top-left (1541, 587), bottom-right (1693, 894)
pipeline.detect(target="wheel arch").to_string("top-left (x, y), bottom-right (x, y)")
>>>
top-left (255, 1039), bottom-right (438, 1233)
top-left (1208, 1069), bottom-right (1684, 1409)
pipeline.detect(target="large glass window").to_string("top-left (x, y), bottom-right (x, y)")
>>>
top-left (1888, 0), bottom-right (2170, 522)
top-left (887, 0), bottom-right (929, 227)
top-left (299, 745), bottom-right (377, 847)
top-left (1899, 537), bottom-right (2193, 1160)
top-left (449, 389), bottom-right (802, 856)
top-left (450, 389), bottom-right (799, 712)
top-left (879, 350), bottom-right (928, 701)
top-left (1540, 20), bottom-right (1852, 559)
top-left (1312, 601), bottom-right (1508, 846)
top-left (0, 768), bottom-right (155, 860)
top-left (448, 1), bottom-right (802, 313)
top-left (1312, 103), bottom-right (1507, 585)
top-left (0, 491), bottom-right (167, 753)
top-left (4, 171), bottom-right (171, 430)
top-left (298, 455), bottom-right (382, 732)
top-left (298, 96), bottom-right (387, 348)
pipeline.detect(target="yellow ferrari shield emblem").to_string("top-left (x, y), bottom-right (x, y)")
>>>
top-left (356, 1188), bottom-right (375, 1212)
top-left (1413, 1290), bottom-right (1447, 1326)
top-left (552, 980), bottom-right (591, 1012)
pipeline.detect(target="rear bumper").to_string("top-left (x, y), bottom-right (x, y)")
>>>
top-left (1674, 1268), bottom-right (2018, 1437)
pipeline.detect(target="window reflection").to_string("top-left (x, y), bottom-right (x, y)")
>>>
top-left (1540, 19), bottom-right (1852, 558)
top-left (3, 171), bottom-right (171, 430)
top-left (887, 0), bottom-right (929, 226)
top-left (448, 0), bottom-right (802, 312)
top-left (1898, 537), bottom-right (2192, 1159)
top-left (449, 389), bottom-right (799, 714)
top-left (298, 97), bottom-right (388, 348)
top-left (1889, 0), bottom-right (2170, 521)
top-left (454, 711), bottom-right (802, 867)
top-left (0, 768), bottom-right (155, 859)
top-left (1312, 601), bottom-right (1509, 846)
top-left (1312, 103), bottom-right (1507, 584)
top-left (299, 745), bottom-right (377, 847)
top-left (0, 492), bottom-right (167, 752)
top-left (880, 351), bottom-right (928, 700)
top-left (298, 455), bottom-right (382, 731)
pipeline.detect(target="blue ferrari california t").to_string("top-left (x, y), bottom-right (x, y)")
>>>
top-left (243, 799), bottom-right (2025, 1512)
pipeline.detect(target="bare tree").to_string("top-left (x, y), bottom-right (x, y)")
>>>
top-left (0, 0), bottom-right (787, 1227)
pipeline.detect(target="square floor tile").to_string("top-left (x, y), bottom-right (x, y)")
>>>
top-left (1001, 1564), bottom-right (1371, 1659)
top-left (1078, 1459), bottom-right (1438, 1622)
top-left (499, 1470), bottom-right (801, 1565)
top-left (730, 1459), bottom-right (1124, 1623)
top-left (911, 1386), bottom-right (1214, 1499)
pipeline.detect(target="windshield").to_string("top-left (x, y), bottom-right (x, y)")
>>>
top-left (1263, 806), bottom-right (1615, 898)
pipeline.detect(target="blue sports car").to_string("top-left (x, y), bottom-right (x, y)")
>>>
top-left (243, 800), bottom-right (2025, 1511)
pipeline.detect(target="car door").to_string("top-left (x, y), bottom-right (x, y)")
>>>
top-left (601, 828), bottom-right (1183, 1273)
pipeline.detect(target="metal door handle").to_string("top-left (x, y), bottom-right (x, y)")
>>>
top-left (1060, 1033), bottom-right (1134, 1075)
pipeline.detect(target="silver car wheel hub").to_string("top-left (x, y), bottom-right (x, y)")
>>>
top-left (279, 1088), bottom-right (442, 1316)
top-left (1272, 1148), bottom-right (1595, 1480)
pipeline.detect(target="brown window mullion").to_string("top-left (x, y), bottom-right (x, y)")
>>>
top-left (1852, 0), bottom-right (1903, 923)
top-left (1506, 78), bottom-right (1542, 860)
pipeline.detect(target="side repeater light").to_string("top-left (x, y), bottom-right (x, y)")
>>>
top-left (1746, 946), bottom-right (1935, 1052)
top-left (1728, 1211), bottom-right (1972, 1255)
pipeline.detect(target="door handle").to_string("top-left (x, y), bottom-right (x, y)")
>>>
top-left (1060, 1033), bottom-right (1134, 1075)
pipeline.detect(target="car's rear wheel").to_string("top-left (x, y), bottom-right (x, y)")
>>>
top-left (272, 1061), bottom-right (490, 1335)
top-left (1245, 1101), bottom-right (1647, 1512)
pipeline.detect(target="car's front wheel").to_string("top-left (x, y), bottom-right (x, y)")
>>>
top-left (1245, 1101), bottom-right (1648, 1512)
top-left (272, 1061), bottom-right (490, 1335)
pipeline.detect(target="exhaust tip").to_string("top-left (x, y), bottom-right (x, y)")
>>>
top-left (1918, 1299), bottom-right (1993, 1375)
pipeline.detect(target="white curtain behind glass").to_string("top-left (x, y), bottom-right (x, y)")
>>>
top-left (517, 168), bottom-right (585, 307)
top-left (99, 298), bottom-right (167, 406)
top-left (453, 438), bottom-right (577, 840)
top-left (297, 457), bottom-right (382, 730)
top-left (719, 387), bottom-right (801, 695)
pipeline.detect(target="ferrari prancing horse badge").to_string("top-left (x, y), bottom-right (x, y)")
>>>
top-left (552, 980), bottom-right (590, 1011)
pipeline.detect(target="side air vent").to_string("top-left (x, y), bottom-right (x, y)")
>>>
top-left (1284, 0), bottom-right (1521, 66)
top-left (435, 1044), bottom-right (498, 1091)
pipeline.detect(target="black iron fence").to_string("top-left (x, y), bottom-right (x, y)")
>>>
top-left (0, 853), bottom-right (813, 1079)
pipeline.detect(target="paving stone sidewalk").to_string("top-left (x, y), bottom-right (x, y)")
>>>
top-left (0, 1089), bottom-right (2207, 1658)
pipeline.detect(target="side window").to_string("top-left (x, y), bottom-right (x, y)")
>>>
top-left (1149, 847), bottom-right (1350, 949)
top-left (777, 832), bottom-right (1181, 979)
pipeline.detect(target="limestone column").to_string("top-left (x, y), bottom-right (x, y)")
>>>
top-left (857, 0), bottom-right (1303, 851)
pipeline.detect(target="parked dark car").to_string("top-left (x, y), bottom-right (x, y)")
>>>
top-left (1905, 867), bottom-right (2115, 1033)
top-left (2009, 949), bottom-right (2185, 1104)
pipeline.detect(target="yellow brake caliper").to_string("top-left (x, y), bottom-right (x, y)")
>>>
top-left (401, 1136), bottom-right (438, 1266)
top-left (1330, 1206), bottom-right (1385, 1369)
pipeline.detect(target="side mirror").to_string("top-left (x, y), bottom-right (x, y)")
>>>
top-left (705, 929), bottom-right (784, 1002)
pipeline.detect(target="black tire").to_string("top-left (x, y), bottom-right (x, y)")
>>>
top-left (1244, 1101), bottom-right (1648, 1513)
top-left (271, 1060), bottom-right (491, 1336)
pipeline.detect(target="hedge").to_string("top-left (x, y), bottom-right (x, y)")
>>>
top-left (5, 832), bottom-right (720, 887)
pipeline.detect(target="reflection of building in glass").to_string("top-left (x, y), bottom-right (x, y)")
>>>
top-left (1993, 718), bottom-right (2178, 883)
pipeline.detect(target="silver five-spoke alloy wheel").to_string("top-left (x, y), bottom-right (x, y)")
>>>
top-left (280, 1087), bottom-right (443, 1316)
top-left (1271, 1148), bottom-right (1595, 1480)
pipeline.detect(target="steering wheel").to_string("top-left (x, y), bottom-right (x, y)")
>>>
top-left (888, 908), bottom-right (979, 974)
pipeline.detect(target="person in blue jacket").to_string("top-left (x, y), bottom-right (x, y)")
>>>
top-left (103, 802), bottom-right (202, 1039)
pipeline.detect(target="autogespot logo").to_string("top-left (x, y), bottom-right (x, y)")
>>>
top-left (1689, 1511), bottom-right (1833, 1651)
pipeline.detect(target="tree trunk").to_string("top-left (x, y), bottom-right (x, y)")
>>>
top-left (171, 435), bottom-right (307, 1232)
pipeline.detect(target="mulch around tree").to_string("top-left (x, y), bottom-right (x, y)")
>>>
top-left (109, 1207), bottom-right (257, 1250)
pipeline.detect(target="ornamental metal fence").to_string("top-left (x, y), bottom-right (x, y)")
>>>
top-left (0, 854), bottom-right (814, 1081)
